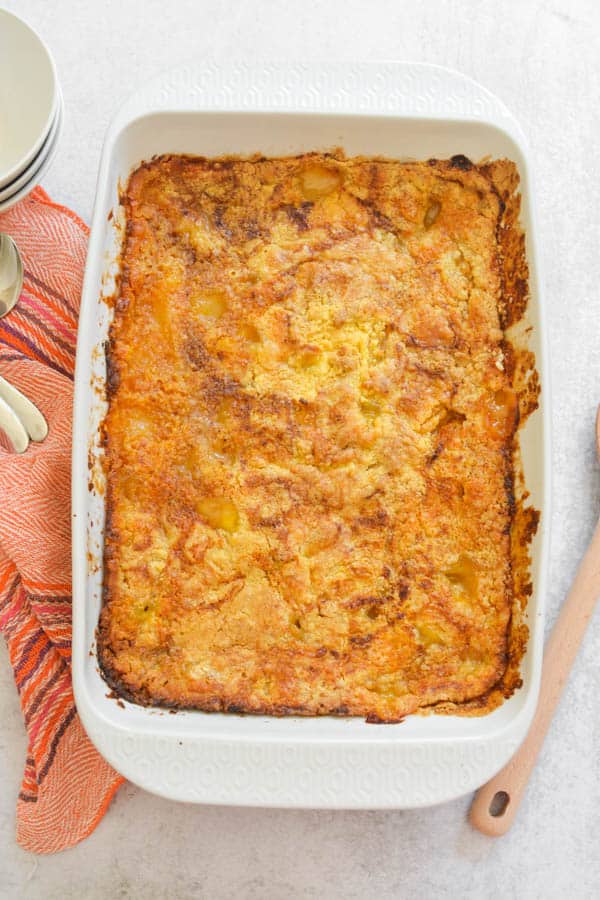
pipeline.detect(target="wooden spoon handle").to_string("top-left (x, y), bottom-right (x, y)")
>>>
top-left (470, 516), bottom-right (600, 836)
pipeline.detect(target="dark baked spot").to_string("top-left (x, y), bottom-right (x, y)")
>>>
top-left (184, 336), bottom-right (210, 370)
top-left (105, 351), bottom-right (120, 396)
top-left (355, 509), bottom-right (389, 529)
top-left (283, 202), bottom-right (313, 231)
top-left (397, 580), bottom-right (410, 601)
top-left (449, 154), bottom-right (474, 171)
top-left (365, 713), bottom-right (405, 724)
top-left (213, 205), bottom-right (233, 239)
top-left (350, 633), bottom-right (374, 646)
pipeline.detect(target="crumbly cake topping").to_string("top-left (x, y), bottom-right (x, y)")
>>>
top-left (99, 153), bottom-right (526, 720)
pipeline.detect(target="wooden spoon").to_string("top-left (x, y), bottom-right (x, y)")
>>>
top-left (470, 404), bottom-right (600, 836)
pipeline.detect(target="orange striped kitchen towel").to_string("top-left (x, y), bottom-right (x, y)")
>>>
top-left (0, 187), bottom-right (124, 854)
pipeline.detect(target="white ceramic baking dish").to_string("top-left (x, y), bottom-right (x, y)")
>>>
top-left (72, 61), bottom-right (550, 808)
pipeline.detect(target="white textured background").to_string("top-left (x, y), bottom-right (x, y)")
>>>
top-left (1, 0), bottom-right (599, 897)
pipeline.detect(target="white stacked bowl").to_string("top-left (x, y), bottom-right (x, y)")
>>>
top-left (0, 9), bottom-right (63, 212)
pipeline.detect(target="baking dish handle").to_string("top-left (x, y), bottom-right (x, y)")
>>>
top-left (106, 61), bottom-right (529, 149)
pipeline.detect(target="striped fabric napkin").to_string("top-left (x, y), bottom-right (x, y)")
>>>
top-left (0, 187), bottom-right (124, 854)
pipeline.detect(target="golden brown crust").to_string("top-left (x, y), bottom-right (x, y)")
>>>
top-left (98, 151), bottom-right (536, 720)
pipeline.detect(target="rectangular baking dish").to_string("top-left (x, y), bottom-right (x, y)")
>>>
top-left (72, 61), bottom-right (550, 808)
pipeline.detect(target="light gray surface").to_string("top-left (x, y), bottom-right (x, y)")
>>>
top-left (0, 0), bottom-right (599, 897)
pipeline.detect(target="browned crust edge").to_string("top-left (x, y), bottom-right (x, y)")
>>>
top-left (430, 157), bottom-right (539, 717)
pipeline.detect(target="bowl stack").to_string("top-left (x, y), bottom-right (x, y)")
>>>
top-left (0, 9), bottom-right (63, 212)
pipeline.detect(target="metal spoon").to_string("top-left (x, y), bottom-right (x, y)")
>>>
top-left (0, 395), bottom-right (28, 452)
top-left (0, 232), bottom-right (24, 316)
top-left (0, 232), bottom-right (48, 451)
top-left (0, 374), bottom-right (48, 442)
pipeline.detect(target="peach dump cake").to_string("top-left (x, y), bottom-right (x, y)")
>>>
top-left (99, 152), bottom-right (536, 720)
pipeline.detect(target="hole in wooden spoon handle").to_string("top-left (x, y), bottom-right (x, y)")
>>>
top-left (489, 790), bottom-right (510, 817)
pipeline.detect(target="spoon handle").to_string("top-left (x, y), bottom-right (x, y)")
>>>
top-left (0, 395), bottom-right (29, 453)
top-left (470, 516), bottom-right (600, 836)
top-left (0, 375), bottom-right (48, 441)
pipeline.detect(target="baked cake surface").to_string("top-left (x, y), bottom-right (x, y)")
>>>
top-left (99, 152), bottom-right (526, 720)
